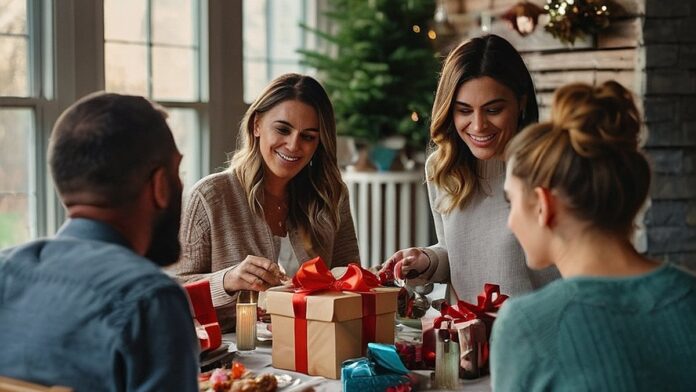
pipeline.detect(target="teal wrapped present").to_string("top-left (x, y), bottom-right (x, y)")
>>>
top-left (342, 343), bottom-right (412, 392)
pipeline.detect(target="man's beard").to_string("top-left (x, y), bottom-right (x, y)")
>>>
top-left (145, 182), bottom-right (182, 267)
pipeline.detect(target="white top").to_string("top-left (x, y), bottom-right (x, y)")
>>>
top-left (409, 157), bottom-right (560, 302)
top-left (275, 234), bottom-right (299, 277)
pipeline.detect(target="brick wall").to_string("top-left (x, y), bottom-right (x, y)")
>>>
top-left (445, 0), bottom-right (695, 268)
top-left (641, 0), bottom-right (696, 267)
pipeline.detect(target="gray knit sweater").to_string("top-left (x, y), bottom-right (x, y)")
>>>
top-left (410, 157), bottom-right (559, 302)
top-left (169, 170), bottom-right (360, 330)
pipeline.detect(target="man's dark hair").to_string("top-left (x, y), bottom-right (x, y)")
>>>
top-left (49, 92), bottom-right (176, 207)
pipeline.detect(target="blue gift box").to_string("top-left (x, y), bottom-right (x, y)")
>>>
top-left (342, 343), bottom-right (411, 392)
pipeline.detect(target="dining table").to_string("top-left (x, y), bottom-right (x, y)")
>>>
top-left (200, 332), bottom-right (492, 392)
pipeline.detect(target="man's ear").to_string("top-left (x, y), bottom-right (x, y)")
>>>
top-left (151, 167), bottom-right (170, 210)
top-left (533, 186), bottom-right (555, 228)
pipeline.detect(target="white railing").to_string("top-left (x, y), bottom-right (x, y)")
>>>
top-left (342, 170), bottom-right (432, 268)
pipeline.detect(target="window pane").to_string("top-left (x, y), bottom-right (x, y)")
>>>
top-left (0, 0), bottom-right (27, 34)
top-left (270, 0), bottom-right (302, 61)
top-left (0, 36), bottom-right (29, 96)
top-left (270, 62), bottom-right (302, 81)
top-left (104, 42), bottom-right (148, 96)
top-left (244, 0), bottom-right (316, 103)
top-left (152, 0), bottom-right (195, 46)
top-left (0, 108), bottom-right (33, 248)
top-left (243, 60), bottom-right (268, 104)
top-left (243, 0), bottom-right (266, 59)
top-left (152, 46), bottom-right (197, 101)
top-left (104, 0), bottom-right (147, 43)
top-left (166, 108), bottom-right (199, 192)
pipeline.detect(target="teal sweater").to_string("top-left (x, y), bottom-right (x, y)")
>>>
top-left (490, 263), bottom-right (696, 391)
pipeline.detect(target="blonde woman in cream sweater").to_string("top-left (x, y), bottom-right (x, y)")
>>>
top-left (171, 74), bottom-right (359, 330)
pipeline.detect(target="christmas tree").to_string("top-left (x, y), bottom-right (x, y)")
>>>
top-left (300, 0), bottom-right (440, 149)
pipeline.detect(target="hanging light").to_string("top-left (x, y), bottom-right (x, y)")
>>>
top-left (502, 1), bottom-right (547, 36)
top-left (432, 0), bottom-right (455, 38)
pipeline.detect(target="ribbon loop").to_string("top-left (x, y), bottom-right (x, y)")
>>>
top-left (292, 257), bottom-right (380, 294)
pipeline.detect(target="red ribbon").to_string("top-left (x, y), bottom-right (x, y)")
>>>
top-left (433, 283), bottom-right (508, 368)
top-left (290, 257), bottom-right (380, 373)
top-left (456, 283), bottom-right (508, 316)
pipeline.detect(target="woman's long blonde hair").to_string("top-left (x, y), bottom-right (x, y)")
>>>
top-left (229, 73), bottom-right (346, 251)
top-left (429, 35), bottom-right (538, 213)
top-left (506, 81), bottom-right (650, 237)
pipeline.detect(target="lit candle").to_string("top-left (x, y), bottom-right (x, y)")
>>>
top-left (236, 302), bottom-right (257, 351)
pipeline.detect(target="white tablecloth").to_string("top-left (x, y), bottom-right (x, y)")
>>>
top-left (220, 333), bottom-right (491, 392)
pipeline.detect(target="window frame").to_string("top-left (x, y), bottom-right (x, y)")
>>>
top-left (0, 0), bottom-right (53, 242)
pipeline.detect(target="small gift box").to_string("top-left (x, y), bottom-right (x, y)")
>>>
top-left (266, 257), bottom-right (399, 379)
top-left (342, 343), bottom-right (412, 392)
top-left (184, 280), bottom-right (222, 352)
top-left (422, 283), bottom-right (508, 378)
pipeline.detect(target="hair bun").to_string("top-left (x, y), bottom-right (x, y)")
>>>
top-left (550, 81), bottom-right (641, 158)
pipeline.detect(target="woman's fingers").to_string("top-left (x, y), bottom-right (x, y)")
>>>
top-left (241, 256), bottom-right (282, 287)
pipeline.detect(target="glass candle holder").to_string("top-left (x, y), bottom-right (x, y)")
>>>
top-left (236, 293), bottom-right (257, 351)
top-left (435, 328), bottom-right (460, 389)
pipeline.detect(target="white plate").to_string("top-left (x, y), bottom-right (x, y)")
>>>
top-left (257, 322), bottom-right (273, 341)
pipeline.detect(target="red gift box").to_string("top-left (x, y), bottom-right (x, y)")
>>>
top-left (421, 284), bottom-right (508, 373)
top-left (184, 279), bottom-right (222, 352)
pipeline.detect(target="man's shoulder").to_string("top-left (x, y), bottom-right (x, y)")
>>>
top-left (3, 236), bottom-right (178, 300)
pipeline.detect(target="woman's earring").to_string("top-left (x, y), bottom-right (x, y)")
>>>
top-left (310, 159), bottom-right (313, 167)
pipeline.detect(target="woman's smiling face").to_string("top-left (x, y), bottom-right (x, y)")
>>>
top-left (452, 76), bottom-right (523, 161)
top-left (254, 99), bottom-right (321, 188)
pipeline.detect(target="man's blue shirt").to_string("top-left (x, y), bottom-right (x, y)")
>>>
top-left (0, 218), bottom-right (199, 391)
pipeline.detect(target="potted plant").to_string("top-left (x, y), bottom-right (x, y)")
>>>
top-left (300, 0), bottom-right (440, 171)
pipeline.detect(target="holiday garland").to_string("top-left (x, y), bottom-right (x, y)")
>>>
top-left (544, 0), bottom-right (611, 44)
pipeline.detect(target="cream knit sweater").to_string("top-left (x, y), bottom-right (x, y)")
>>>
top-left (169, 170), bottom-right (360, 330)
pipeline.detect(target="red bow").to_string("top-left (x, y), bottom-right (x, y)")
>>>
top-left (434, 301), bottom-right (477, 328)
top-left (292, 257), bottom-right (380, 293)
top-left (456, 283), bottom-right (508, 316)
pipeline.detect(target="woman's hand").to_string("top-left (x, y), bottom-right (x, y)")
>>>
top-left (380, 247), bottom-right (431, 281)
top-left (223, 255), bottom-right (283, 293)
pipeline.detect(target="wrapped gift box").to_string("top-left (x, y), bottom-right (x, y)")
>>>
top-left (265, 259), bottom-right (399, 379)
top-left (342, 343), bottom-right (412, 392)
top-left (184, 279), bottom-right (222, 352)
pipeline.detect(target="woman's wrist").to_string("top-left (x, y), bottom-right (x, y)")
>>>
top-left (416, 247), bottom-right (432, 277)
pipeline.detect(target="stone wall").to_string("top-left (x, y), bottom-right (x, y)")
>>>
top-left (641, 0), bottom-right (696, 267)
top-left (444, 0), bottom-right (695, 268)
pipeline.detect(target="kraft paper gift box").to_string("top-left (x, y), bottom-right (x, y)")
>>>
top-left (265, 258), bottom-right (399, 379)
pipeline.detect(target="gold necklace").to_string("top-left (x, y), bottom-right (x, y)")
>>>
top-left (263, 192), bottom-right (289, 233)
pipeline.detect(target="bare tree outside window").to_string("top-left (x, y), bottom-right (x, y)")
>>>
top-left (0, 0), bottom-right (34, 247)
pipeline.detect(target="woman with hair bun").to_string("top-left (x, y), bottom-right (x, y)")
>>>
top-left (381, 34), bottom-right (558, 303)
top-left (491, 81), bottom-right (696, 391)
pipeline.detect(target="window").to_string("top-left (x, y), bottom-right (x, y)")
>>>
top-left (243, 0), bottom-right (317, 103)
top-left (0, 1), bottom-right (242, 247)
top-left (0, 0), bottom-right (41, 248)
top-left (104, 0), bottom-right (205, 191)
